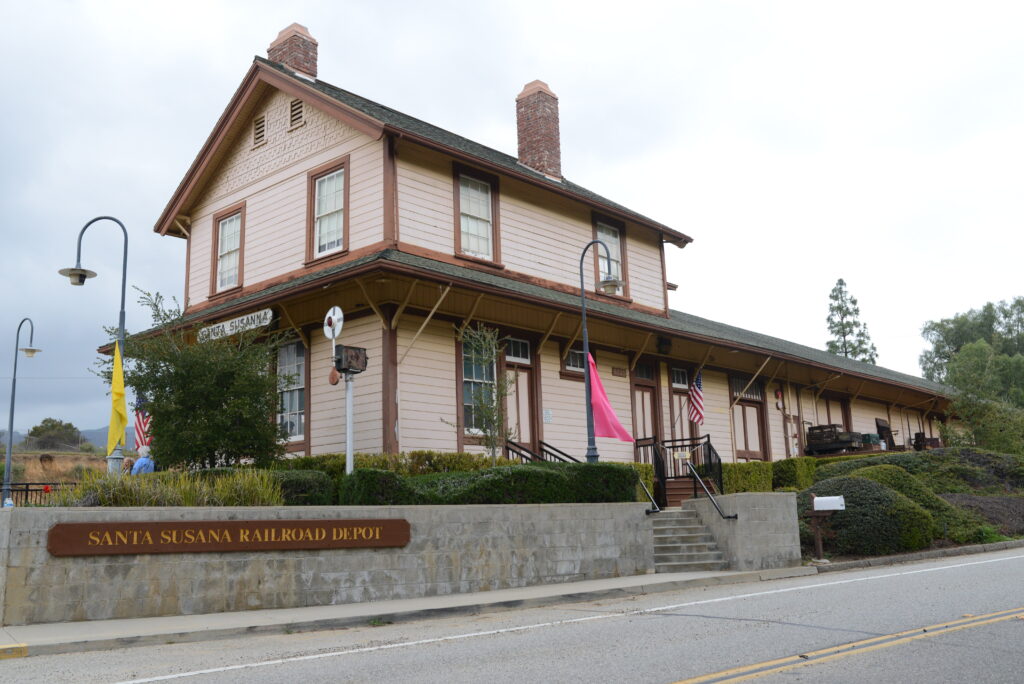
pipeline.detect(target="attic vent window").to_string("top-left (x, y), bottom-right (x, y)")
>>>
top-left (253, 116), bottom-right (266, 146)
top-left (289, 99), bottom-right (304, 128)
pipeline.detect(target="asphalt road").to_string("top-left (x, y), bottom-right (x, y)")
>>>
top-left (4, 548), bottom-right (1023, 683)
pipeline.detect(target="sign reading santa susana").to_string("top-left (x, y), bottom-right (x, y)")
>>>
top-left (198, 309), bottom-right (274, 342)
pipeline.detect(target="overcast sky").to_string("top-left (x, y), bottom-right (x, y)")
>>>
top-left (2, 1), bottom-right (1022, 432)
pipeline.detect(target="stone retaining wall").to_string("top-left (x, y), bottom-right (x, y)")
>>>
top-left (683, 492), bottom-right (801, 570)
top-left (0, 503), bottom-right (654, 626)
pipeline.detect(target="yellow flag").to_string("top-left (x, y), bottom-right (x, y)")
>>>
top-left (106, 341), bottom-right (128, 456)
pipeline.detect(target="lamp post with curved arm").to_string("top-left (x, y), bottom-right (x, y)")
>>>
top-left (59, 216), bottom-right (128, 474)
top-left (579, 240), bottom-right (622, 463)
top-left (3, 318), bottom-right (41, 507)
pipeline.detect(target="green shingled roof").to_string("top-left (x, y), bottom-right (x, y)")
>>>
top-left (184, 248), bottom-right (947, 397)
top-left (255, 57), bottom-right (690, 242)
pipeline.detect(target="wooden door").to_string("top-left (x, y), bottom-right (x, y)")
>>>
top-left (506, 366), bottom-right (534, 449)
top-left (633, 385), bottom-right (657, 441)
top-left (733, 401), bottom-right (766, 460)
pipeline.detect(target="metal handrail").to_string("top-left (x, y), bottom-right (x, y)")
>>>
top-left (505, 440), bottom-right (541, 463)
top-left (681, 459), bottom-right (737, 520)
top-left (539, 441), bottom-right (580, 463)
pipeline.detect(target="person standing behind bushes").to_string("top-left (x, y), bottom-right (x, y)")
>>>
top-left (131, 446), bottom-right (155, 474)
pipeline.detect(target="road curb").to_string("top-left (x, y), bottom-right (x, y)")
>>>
top-left (814, 538), bottom-right (1024, 573)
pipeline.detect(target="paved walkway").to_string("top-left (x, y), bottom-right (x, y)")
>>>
top-left (3, 538), bottom-right (1021, 659)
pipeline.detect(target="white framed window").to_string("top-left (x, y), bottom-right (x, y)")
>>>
top-left (565, 349), bottom-right (586, 373)
top-left (671, 368), bottom-right (689, 389)
top-left (315, 168), bottom-right (345, 256)
top-left (506, 338), bottom-right (530, 364)
top-left (459, 174), bottom-right (493, 260)
top-left (463, 345), bottom-right (495, 433)
top-left (277, 341), bottom-right (305, 440)
top-left (596, 221), bottom-right (623, 295)
top-left (216, 213), bottom-right (241, 291)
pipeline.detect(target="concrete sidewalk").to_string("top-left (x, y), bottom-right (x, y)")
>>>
top-left (0, 566), bottom-right (817, 658)
top-left (4, 538), bottom-right (1022, 659)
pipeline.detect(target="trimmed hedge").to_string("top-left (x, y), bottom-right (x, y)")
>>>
top-left (847, 464), bottom-right (991, 544)
top-left (723, 461), bottom-right (773, 493)
top-left (772, 457), bottom-right (817, 490)
top-left (269, 469), bottom-right (335, 506)
top-left (628, 462), bottom-right (656, 503)
top-left (799, 476), bottom-right (933, 555)
top-left (337, 463), bottom-right (639, 506)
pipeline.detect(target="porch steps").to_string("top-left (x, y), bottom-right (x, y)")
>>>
top-left (651, 509), bottom-right (728, 572)
top-left (664, 477), bottom-right (720, 508)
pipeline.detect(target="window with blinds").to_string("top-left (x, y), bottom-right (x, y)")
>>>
top-left (730, 376), bottom-right (765, 402)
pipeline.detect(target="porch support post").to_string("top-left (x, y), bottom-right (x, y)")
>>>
top-left (391, 279), bottom-right (419, 330)
top-left (456, 293), bottom-right (485, 337)
top-left (538, 312), bottom-right (562, 352)
top-left (630, 332), bottom-right (652, 372)
top-left (730, 355), bottom-right (772, 410)
top-left (278, 304), bottom-right (309, 348)
top-left (561, 320), bottom-right (583, 360)
top-left (355, 278), bottom-right (388, 330)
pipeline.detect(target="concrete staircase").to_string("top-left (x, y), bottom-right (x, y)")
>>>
top-left (652, 508), bottom-right (728, 572)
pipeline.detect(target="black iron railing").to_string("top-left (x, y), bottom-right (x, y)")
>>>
top-left (539, 441), bottom-right (580, 463)
top-left (5, 482), bottom-right (75, 506)
top-left (635, 435), bottom-right (729, 514)
top-left (505, 440), bottom-right (540, 463)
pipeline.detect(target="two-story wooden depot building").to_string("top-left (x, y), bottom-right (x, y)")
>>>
top-left (155, 25), bottom-right (949, 493)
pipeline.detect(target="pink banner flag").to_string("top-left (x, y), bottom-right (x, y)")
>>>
top-left (588, 353), bottom-right (634, 442)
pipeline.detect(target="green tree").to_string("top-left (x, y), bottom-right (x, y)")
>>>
top-left (108, 291), bottom-right (287, 470)
top-left (920, 297), bottom-right (1024, 382)
top-left (826, 278), bottom-right (878, 364)
top-left (23, 418), bottom-right (83, 450)
top-left (941, 339), bottom-right (1024, 454)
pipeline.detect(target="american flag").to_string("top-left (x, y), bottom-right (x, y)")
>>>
top-left (134, 403), bottom-right (152, 448)
top-left (688, 371), bottom-right (705, 426)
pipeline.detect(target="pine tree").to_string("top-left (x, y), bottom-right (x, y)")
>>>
top-left (826, 278), bottom-right (878, 364)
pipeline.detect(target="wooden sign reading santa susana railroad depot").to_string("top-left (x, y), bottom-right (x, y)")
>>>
top-left (46, 519), bottom-right (411, 557)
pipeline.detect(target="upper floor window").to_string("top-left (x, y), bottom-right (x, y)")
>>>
top-left (306, 156), bottom-right (349, 262)
top-left (277, 340), bottom-right (306, 441)
top-left (594, 216), bottom-right (626, 296)
top-left (454, 164), bottom-right (500, 264)
top-left (211, 202), bottom-right (245, 296)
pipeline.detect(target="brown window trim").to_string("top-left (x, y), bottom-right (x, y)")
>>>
top-left (453, 162), bottom-right (502, 267)
top-left (209, 201), bottom-right (246, 300)
top-left (592, 213), bottom-right (630, 300)
top-left (276, 334), bottom-right (311, 456)
top-left (559, 344), bottom-right (588, 381)
top-left (305, 155), bottom-right (351, 266)
top-left (733, 399), bottom-right (768, 461)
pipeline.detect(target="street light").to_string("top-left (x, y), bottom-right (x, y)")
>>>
top-left (4, 318), bottom-right (41, 507)
top-left (578, 240), bottom-right (622, 463)
top-left (59, 216), bottom-right (128, 474)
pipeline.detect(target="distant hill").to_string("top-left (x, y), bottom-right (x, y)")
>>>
top-left (3, 426), bottom-right (138, 451)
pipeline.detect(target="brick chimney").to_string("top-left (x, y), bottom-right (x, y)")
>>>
top-left (516, 80), bottom-right (561, 180)
top-left (268, 23), bottom-right (318, 79)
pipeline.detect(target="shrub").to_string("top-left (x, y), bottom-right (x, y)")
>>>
top-left (48, 470), bottom-right (283, 506)
top-left (405, 450), bottom-right (511, 474)
top-left (848, 464), bottom-right (990, 543)
top-left (269, 469), bottom-right (335, 505)
top-left (628, 462), bottom-right (656, 502)
top-left (411, 465), bottom-right (569, 504)
top-left (773, 457), bottom-right (817, 490)
top-left (559, 463), bottom-right (639, 503)
top-left (798, 476), bottom-right (933, 555)
top-left (723, 461), bottom-right (773, 493)
top-left (338, 469), bottom-right (425, 505)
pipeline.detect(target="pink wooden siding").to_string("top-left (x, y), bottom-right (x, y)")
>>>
top-left (395, 147), bottom-right (668, 312)
top-left (851, 398), bottom-right (889, 436)
top-left (186, 90), bottom-right (383, 307)
top-left (396, 318), bottom-right (459, 452)
top-left (309, 316), bottom-right (383, 454)
top-left (766, 381), bottom-right (787, 460)
top-left (700, 370), bottom-right (734, 462)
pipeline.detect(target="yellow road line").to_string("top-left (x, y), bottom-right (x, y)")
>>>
top-left (673, 606), bottom-right (1024, 684)
top-left (0, 643), bottom-right (28, 659)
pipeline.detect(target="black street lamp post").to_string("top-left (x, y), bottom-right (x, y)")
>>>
top-left (578, 240), bottom-right (622, 464)
top-left (59, 216), bottom-right (129, 474)
top-left (3, 318), bottom-right (41, 507)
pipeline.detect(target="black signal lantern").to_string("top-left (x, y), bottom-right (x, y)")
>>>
top-left (334, 345), bottom-right (368, 374)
